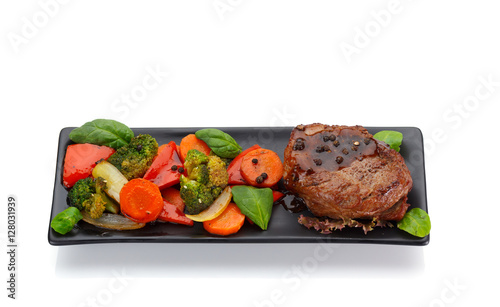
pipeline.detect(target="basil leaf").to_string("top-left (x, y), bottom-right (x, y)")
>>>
top-left (373, 130), bottom-right (403, 152)
top-left (231, 186), bottom-right (273, 230)
top-left (69, 119), bottom-right (134, 149)
top-left (397, 208), bottom-right (431, 237)
top-left (51, 207), bottom-right (83, 235)
top-left (195, 128), bottom-right (242, 158)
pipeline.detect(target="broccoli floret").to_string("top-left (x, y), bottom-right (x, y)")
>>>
top-left (184, 149), bottom-right (209, 182)
top-left (179, 150), bottom-right (229, 214)
top-left (107, 134), bottom-right (158, 180)
top-left (67, 177), bottom-right (119, 218)
top-left (215, 155), bottom-right (233, 169)
top-left (67, 177), bottom-right (95, 211)
top-left (82, 193), bottom-right (106, 219)
top-left (179, 175), bottom-right (215, 215)
top-left (188, 163), bottom-right (209, 185)
top-left (207, 155), bottom-right (229, 197)
top-left (67, 177), bottom-right (106, 218)
top-left (185, 149), bottom-right (209, 166)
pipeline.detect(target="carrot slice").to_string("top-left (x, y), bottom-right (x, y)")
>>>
top-left (179, 134), bottom-right (211, 162)
top-left (157, 143), bottom-right (169, 156)
top-left (120, 178), bottom-right (164, 223)
top-left (240, 149), bottom-right (284, 188)
top-left (203, 203), bottom-right (245, 236)
top-left (227, 144), bottom-right (261, 185)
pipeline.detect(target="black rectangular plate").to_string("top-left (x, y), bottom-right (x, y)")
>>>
top-left (48, 126), bottom-right (429, 246)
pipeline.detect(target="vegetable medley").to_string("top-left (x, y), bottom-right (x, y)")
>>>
top-left (51, 119), bottom-right (285, 236)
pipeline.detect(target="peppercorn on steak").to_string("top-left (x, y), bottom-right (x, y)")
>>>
top-left (283, 123), bottom-right (412, 221)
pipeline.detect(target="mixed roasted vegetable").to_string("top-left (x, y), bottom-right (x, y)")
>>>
top-left (51, 119), bottom-right (285, 236)
top-left (51, 121), bottom-right (430, 238)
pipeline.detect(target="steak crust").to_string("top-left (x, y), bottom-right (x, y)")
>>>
top-left (283, 123), bottom-right (412, 221)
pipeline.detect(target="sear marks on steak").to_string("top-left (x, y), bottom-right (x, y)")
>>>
top-left (283, 123), bottom-right (413, 221)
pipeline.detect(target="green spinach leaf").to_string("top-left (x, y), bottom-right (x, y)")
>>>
top-left (69, 119), bottom-right (134, 149)
top-left (231, 185), bottom-right (273, 230)
top-left (373, 130), bottom-right (403, 152)
top-left (195, 128), bottom-right (242, 158)
top-left (397, 208), bottom-right (431, 237)
top-left (51, 207), bottom-right (83, 235)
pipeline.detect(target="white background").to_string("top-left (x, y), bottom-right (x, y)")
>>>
top-left (1, 1), bottom-right (499, 306)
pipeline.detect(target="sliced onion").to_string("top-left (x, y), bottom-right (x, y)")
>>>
top-left (92, 160), bottom-right (128, 203)
top-left (81, 211), bottom-right (145, 230)
top-left (185, 186), bottom-right (232, 222)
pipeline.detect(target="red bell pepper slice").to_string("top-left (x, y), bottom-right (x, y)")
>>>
top-left (161, 188), bottom-right (185, 211)
top-left (158, 188), bottom-right (193, 226)
top-left (227, 144), bottom-right (261, 185)
top-left (144, 141), bottom-right (183, 190)
top-left (272, 190), bottom-right (285, 203)
top-left (63, 144), bottom-right (115, 188)
top-left (158, 200), bottom-right (194, 226)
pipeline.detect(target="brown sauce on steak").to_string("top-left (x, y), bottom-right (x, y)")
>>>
top-left (285, 126), bottom-right (379, 188)
top-left (282, 123), bottom-right (412, 221)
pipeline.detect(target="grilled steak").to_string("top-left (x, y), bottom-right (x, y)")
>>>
top-left (283, 123), bottom-right (412, 221)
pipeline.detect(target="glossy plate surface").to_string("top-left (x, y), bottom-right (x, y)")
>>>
top-left (48, 126), bottom-right (429, 246)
